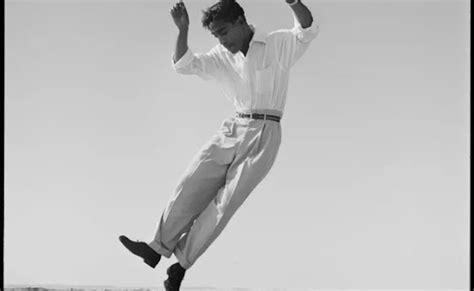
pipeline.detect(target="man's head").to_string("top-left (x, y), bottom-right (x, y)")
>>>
top-left (202, 0), bottom-right (251, 54)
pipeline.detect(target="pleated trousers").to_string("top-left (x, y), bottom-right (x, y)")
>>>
top-left (149, 109), bottom-right (282, 269)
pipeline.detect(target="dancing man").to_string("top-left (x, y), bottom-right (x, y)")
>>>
top-left (120, 0), bottom-right (318, 289)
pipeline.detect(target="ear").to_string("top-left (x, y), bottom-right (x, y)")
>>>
top-left (236, 15), bottom-right (245, 25)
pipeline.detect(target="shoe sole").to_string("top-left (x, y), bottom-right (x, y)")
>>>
top-left (119, 235), bottom-right (160, 269)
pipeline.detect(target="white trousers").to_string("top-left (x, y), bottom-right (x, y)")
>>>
top-left (149, 109), bottom-right (282, 269)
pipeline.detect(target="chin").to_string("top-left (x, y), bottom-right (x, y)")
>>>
top-left (226, 46), bottom-right (239, 54)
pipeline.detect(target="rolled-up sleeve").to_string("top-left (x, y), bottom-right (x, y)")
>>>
top-left (273, 15), bottom-right (319, 69)
top-left (171, 46), bottom-right (222, 81)
top-left (291, 14), bottom-right (319, 43)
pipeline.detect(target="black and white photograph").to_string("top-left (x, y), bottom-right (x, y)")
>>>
top-left (4, 0), bottom-right (470, 290)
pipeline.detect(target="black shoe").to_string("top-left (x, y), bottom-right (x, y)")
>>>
top-left (119, 235), bottom-right (161, 268)
top-left (163, 263), bottom-right (186, 291)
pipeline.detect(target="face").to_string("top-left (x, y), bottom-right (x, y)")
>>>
top-left (209, 17), bottom-right (246, 54)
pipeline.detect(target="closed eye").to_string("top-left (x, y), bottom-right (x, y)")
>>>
top-left (212, 30), bottom-right (228, 38)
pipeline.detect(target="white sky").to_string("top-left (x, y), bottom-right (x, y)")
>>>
top-left (4, 0), bottom-right (470, 289)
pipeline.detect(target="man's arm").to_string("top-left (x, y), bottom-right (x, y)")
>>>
top-left (169, 1), bottom-right (221, 80)
top-left (285, 0), bottom-right (313, 28)
top-left (171, 1), bottom-right (189, 63)
top-left (269, 0), bottom-right (318, 69)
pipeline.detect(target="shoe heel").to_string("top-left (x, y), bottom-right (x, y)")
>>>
top-left (144, 258), bottom-right (159, 268)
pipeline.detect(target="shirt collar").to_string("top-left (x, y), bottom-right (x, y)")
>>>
top-left (249, 25), bottom-right (267, 44)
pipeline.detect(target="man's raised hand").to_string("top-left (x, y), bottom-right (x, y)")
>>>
top-left (170, 1), bottom-right (189, 31)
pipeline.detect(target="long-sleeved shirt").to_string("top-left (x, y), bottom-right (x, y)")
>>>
top-left (172, 15), bottom-right (319, 114)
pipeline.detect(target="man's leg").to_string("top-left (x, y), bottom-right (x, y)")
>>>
top-left (173, 119), bottom-right (282, 269)
top-left (119, 118), bottom-right (238, 268)
top-left (148, 118), bottom-right (238, 258)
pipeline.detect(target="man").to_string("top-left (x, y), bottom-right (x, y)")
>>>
top-left (119, 0), bottom-right (318, 289)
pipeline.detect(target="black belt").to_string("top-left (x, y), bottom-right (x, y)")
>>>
top-left (236, 112), bottom-right (281, 122)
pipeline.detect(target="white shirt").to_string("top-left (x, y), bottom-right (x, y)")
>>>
top-left (172, 16), bottom-right (319, 113)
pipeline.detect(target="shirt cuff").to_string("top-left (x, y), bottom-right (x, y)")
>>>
top-left (292, 14), bottom-right (319, 43)
top-left (171, 48), bottom-right (195, 71)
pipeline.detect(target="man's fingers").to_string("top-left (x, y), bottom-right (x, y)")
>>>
top-left (171, 2), bottom-right (185, 12)
top-left (171, 10), bottom-right (180, 18)
top-left (170, 4), bottom-right (182, 13)
top-left (171, 8), bottom-right (181, 17)
top-left (170, 1), bottom-right (187, 18)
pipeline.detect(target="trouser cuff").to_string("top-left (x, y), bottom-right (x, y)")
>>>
top-left (148, 240), bottom-right (173, 258)
top-left (174, 247), bottom-right (193, 269)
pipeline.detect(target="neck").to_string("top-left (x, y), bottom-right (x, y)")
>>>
top-left (240, 25), bottom-right (254, 56)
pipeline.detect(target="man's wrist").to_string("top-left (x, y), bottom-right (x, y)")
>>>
top-left (178, 26), bottom-right (189, 34)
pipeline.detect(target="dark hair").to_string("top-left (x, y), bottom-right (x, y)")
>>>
top-left (201, 0), bottom-right (246, 29)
